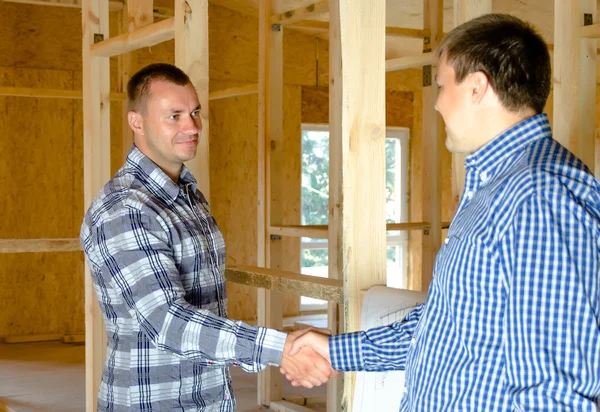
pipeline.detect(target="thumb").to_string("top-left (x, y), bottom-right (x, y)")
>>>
top-left (288, 335), bottom-right (309, 356)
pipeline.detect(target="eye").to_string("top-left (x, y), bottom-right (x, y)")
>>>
top-left (169, 114), bottom-right (180, 121)
top-left (191, 110), bottom-right (201, 119)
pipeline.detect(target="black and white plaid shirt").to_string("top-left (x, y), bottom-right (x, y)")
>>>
top-left (81, 146), bottom-right (287, 411)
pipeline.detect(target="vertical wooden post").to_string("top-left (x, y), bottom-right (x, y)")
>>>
top-left (554, 0), bottom-right (596, 173)
top-left (257, 0), bottom-right (284, 406)
top-left (119, 0), bottom-right (153, 163)
top-left (329, 0), bottom-right (387, 409)
top-left (420, 0), bottom-right (444, 290)
top-left (82, 0), bottom-right (110, 408)
top-left (175, 0), bottom-right (210, 198)
top-left (451, 0), bottom-right (492, 204)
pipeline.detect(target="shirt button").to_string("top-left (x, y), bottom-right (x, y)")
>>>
top-left (466, 190), bottom-right (473, 199)
top-left (480, 171), bottom-right (488, 182)
top-left (411, 338), bottom-right (416, 345)
top-left (444, 238), bottom-right (449, 244)
top-left (403, 386), bottom-right (408, 394)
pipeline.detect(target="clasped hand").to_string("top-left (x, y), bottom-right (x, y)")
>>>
top-left (279, 328), bottom-right (338, 388)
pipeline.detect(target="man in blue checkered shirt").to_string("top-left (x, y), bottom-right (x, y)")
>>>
top-left (80, 63), bottom-right (335, 411)
top-left (284, 14), bottom-right (600, 410)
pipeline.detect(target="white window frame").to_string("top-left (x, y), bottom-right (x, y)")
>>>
top-left (300, 124), bottom-right (410, 311)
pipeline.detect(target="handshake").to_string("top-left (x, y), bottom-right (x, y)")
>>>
top-left (279, 328), bottom-right (339, 388)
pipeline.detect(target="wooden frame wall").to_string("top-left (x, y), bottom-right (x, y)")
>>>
top-left (3, 0), bottom-right (597, 411)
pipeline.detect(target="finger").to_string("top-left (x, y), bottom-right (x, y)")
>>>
top-left (288, 337), bottom-right (308, 356)
top-left (280, 367), bottom-right (287, 375)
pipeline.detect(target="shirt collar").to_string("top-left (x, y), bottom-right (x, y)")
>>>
top-left (126, 145), bottom-right (198, 203)
top-left (465, 113), bottom-right (552, 176)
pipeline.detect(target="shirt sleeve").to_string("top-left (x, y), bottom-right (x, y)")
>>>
top-left (329, 304), bottom-right (425, 372)
top-left (87, 207), bottom-right (286, 373)
top-left (501, 192), bottom-right (600, 410)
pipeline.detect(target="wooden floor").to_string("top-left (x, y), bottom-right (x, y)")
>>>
top-left (0, 340), bottom-right (326, 412)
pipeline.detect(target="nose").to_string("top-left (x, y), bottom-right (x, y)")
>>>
top-left (182, 114), bottom-right (201, 135)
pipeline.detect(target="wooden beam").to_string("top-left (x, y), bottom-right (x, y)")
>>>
top-left (0, 87), bottom-right (125, 100)
top-left (0, 239), bottom-right (81, 253)
top-left (82, 0), bottom-right (110, 407)
top-left (555, 0), bottom-right (596, 173)
top-left (272, 1), bottom-right (329, 25)
top-left (91, 17), bottom-right (174, 58)
top-left (175, 0), bottom-right (210, 198)
top-left (4, 334), bottom-right (63, 344)
top-left (225, 266), bottom-right (343, 304)
top-left (420, 0), bottom-right (444, 291)
top-left (118, 0), bottom-right (153, 163)
top-left (329, 0), bottom-right (386, 410)
top-left (286, 20), bottom-right (429, 39)
top-left (386, 54), bottom-right (435, 72)
top-left (451, 0), bottom-right (492, 206)
top-left (269, 222), bottom-right (451, 239)
top-left (208, 83), bottom-right (258, 100)
top-left (1, 0), bottom-right (123, 11)
top-left (258, 0), bottom-right (284, 406)
top-left (270, 400), bottom-right (314, 412)
top-left (580, 22), bottom-right (600, 38)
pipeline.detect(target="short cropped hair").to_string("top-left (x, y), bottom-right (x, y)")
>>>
top-left (127, 63), bottom-right (192, 113)
top-left (437, 14), bottom-right (551, 114)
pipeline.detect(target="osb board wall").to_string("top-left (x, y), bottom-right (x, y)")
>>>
top-left (0, 66), bottom-right (85, 336)
top-left (209, 82), bottom-right (302, 320)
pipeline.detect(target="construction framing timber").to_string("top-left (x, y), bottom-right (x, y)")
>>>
top-left (0, 0), bottom-right (597, 411)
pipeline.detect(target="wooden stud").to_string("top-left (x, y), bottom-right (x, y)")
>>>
top-left (420, 0), bottom-right (444, 290)
top-left (257, 0), bottom-right (284, 405)
top-left (225, 266), bottom-right (343, 304)
top-left (175, 0), bottom-right (210, 198)
top-left (329, 0), bottom-right (387, 410)
top-left (118, 0), bottom-right (153, 163)
top-left (91, 18), bottom-right (175, 58)
top-left (554, 0), bottom-right (596, 173)
top-left (82, 0), bottom-right (110, 407)
top-left (451, 0), bottom-right (492, 205)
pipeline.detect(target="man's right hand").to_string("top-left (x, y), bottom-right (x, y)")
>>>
top-left (279, 329), bottom-right (337, 388)
top-left (279, 329), bottom-right (338, 388)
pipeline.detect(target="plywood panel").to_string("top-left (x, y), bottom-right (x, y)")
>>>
top-left (0, 66), bottom-right (84, 337)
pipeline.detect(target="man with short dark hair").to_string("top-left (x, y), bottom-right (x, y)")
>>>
top-left (285, 14), bottom-right (600, 410)
top-left (81, 63), bottom-right (335, 411)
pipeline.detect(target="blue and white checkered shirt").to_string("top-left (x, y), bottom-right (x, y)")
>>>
top-left (81, 146), bottom-right (287, 411)
top-left (330, 114), bottom-right (600, 410)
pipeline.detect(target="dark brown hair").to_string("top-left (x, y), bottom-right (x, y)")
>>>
top-left (437, 14), bottom-right (551, 114)
top-left (127, 63), bottom-right (191, 113)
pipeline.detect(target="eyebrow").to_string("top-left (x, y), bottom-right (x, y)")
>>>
top-left (166, 105), bottom-right (201, 114)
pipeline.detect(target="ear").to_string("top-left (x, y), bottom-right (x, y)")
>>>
top-left (470, 71), bottom-right (490, 105)
top-left (127, 110), bottom-right (144, 136)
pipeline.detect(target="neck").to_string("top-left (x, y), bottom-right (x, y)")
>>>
top-left (471, 108), bottom-right (537, 154)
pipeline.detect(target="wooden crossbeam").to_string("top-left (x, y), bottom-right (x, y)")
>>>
top-left (91, 17), bottom-right (175, 57)
top-left (0, 87), bottom-right (126, 100)
top-left (208, 83), bottom-right (258, 100)
top-left (0, 239), bottom-right (81, 253)
top-left (272, 1), bottom-right (329, 25)
top-left (386, 54), bottom-right (435, 72)
top-left (269, 222), bottom-right (451, 239)
top-left (286, 20), bottom-right (429, 39)
top-left (1, 0), bottom-right (123, 11)
top-left (225, 266), bottom-right (343, 304)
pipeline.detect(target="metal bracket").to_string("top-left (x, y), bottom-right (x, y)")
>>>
top-left (423, 229), bottom-right (430, 236)
top-left (93, 33), bottom-right (104, 44)
top-left (584, 13), bottom-right (593, 26)
top-left (423, 65), bottom-right (432, 87)
top-left (272, 24), bottom-right (282, 32)
top-left (270, 235), bottom-right (282, 241)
